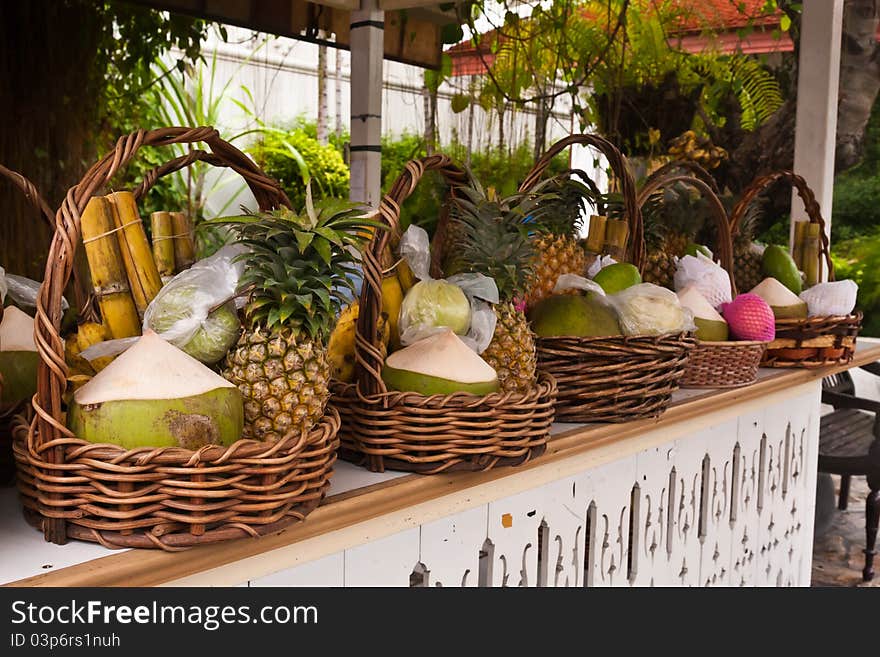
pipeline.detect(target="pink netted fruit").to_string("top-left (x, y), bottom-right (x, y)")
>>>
top-left (720, 293), bottom-right (776, 342)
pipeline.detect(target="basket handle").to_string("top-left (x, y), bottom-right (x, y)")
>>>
top-left (355, 155), bottom-right (469, 396)
top-left (31, 126), bottom-right (291, 544)
top-left (641, 160), bottom-right (719, 194)
top-left (729, 170), bottom-right (834, 281)
top-left (518, 134), bottom-right (644, 272)
top-left (636, 173), bottom-right (736, 296)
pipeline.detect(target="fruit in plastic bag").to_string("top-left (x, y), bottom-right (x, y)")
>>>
top-left (720, 294), bottom-right (775, 341)
top-left (528, 294), bottom-right (622, 338)
top-left (399, 279), bottom-right (471, 341)
top-left (148, 286), bottom-right (241, 364)
top-left (381, 329), bottom-right (499, 395)
top-left (609, 283), bottom-right (694, 337)
top-left (749, 277), bottom-right (808, 319)
top-left (799, 280), bottom-right (858, 317)
top-left (674, 253), bottom-right (732, 309)
top-left (0, 306), bottom-right (39, 406)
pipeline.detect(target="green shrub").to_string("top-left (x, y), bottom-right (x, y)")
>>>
top-left (831, 231), bottom-right (880, 336)
top-left (251, 129), bottom-right (349, 210)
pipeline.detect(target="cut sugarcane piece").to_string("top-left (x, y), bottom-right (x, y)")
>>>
top-left (80, 196), bottom-right (141, 339)
top-left (170, 211), bottom-right (196, 272)
top-left (150, 211), bottom-right (176, 281)
top-left (107, 191), bottom-right (162, 316)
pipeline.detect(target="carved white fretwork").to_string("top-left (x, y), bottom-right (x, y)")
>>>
top-left (249, 386), bottom-right (821, 587)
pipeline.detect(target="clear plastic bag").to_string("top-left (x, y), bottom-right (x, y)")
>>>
top-left (397, 225), bottom-right (499, 353)
top-left (554, 273), bottom-right (607, 297)
top-left (0, 269), bottom-right (68, 313)
top-left (674, 253), bottom-right (732, 309)
top-left (81, 244), bottom-right (247, 364)
top-left (607, 283), bottom-right (695, 337)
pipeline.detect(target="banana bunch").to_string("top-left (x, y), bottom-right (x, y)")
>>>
top-left (668, 130), bottom-right (728, 169)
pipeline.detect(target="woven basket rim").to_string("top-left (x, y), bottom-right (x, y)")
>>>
top-left (336, 369), bottom-right (557, 407)
top-left (775, 312), bottom-right (863, 326)
top-left (695, 339), bottom-right (768, 347)
top-left (536, 331), bottom-right (694, 344)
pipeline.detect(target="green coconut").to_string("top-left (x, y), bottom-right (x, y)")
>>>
top-left (762, 245), bottom-right (803, 295)
top-left (750, 277), bottom-right (808, 320)
top-left (0, 305), bottom-right (39, 406)
top-left (677, 285), bottom-right (729, 341)
top-left (381, 329), bottom-right (499, 395)
top-left (68, 330), bottom-right (243, 449)
top-left (528, 294), bottom-right (622, 338)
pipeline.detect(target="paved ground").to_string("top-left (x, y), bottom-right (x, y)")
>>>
top-left (812, 475), bottom-right (878, 587)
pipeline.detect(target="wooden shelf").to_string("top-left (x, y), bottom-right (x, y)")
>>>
top-left (4, 342), bottom-right (880, 587)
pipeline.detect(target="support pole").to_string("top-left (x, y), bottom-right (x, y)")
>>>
top-left (790, 0), bottom-right (844, 261)
top-left (349, 0), bottom-right (384, 208)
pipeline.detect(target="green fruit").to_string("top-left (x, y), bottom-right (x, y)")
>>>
top-left (380, 329), bottom-right (499, 396)
top-left (685, 243), bottom-right (713, 258)
top-left (528, 294), bottom-right (621, 337)
top-left (400, 280), bottom-right (471, 336)
top-left (0, 350), bottom-right (39, 406)
top-left (593, 263), bottom-right (642, 294)
top-left (69, 387), bottom-right (243, 450)
top-left (762, 245), bottom-right (803, 295)
top-left (677, 285), bottom-right (728, 341)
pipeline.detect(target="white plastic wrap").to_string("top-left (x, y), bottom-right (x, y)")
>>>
top-left (800, 279), bottom-right (858, 317)
top-left (587, 255), bottom-right (618, 279)
top-left (674, 253), bottom-right (732, 309)
top-left (397, 225), bottom-right (499, 353)
top-left (0, 266), bottom-right (6, 304)
top-left (82, 244), bottom-right (248, 364)
top-left (553, 273), bottom-right (607, 297)
top-left (607, 283), bottom-right (695, 337)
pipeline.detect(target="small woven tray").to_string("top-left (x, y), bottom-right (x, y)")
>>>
top-left (536, 333), bottom-right (696, 422)
top-left (730, 171), bottom-right (861, 368)
top-left (17, 126), bottom-right (341, 549)
top-left (333, 154), bottom-right (558, 474)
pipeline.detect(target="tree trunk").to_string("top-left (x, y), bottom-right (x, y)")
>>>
top-left (836, 0), bottom-right (880, 170)
top-left (0, 1), bottom-right (103, 280)
top-left (466, 78), bottom-right (475, 167)
top-left (497, 103), bottom-right (506, 153)
top-left (533, 98), bottom-right (549, 160)
top-left (317, 42), bottom-right (328, 145)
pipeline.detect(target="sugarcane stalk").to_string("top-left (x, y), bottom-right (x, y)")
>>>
top-left (107, 191), bottom-right (163, 316)
top-left (150, 211), bottom-right (176, 281)
top-left (803, 222), bottom-right (822, 286)
top-left (585, 214), bottom-right (607, 254)
top-left (170, 211), bottom-right (196, 271)
top-left (604, 218), bottom-right (629, 261)
top-left (79, 197), bottom-right (141, 339)
top-left (792, 220), bottom-right (808, 270)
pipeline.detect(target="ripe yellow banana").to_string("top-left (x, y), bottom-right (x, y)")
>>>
top-left (76, 321), bottom-right (115, 373)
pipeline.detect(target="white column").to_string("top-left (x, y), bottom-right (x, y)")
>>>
top-left (790, 0), bottom-right (844, 251)
top-left (349, 0), bottom-right (384, 207)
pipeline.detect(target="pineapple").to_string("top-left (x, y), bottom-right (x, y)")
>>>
top-left (733, 202), bottom-right (765, 293)
top-left (640, 183), bottom-right (707, 289)
top-left (448, 181), bottom-right (538, 394)
top-left (524, 177), bottom-right (590, 307)
top-left (222, 190), bottom-right (375, 441)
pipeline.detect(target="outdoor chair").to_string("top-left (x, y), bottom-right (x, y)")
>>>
top-left (820, 364), bottom-right (880, 581)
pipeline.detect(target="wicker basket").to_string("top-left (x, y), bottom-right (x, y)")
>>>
top-left (332, 155), bottom-right (557, 474)
top-left (730, 171), bottom-right (862, 368)
top-left (637, 172), bottom-right (766, 388)
top-left (1, 165), bottom-right (58, 486)
top-left (524, 134), bottom-right (695, 422)
top-left (13, 126), bottom-right (341, 549)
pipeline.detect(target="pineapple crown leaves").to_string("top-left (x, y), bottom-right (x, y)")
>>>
top-left (446, 175), bottom-right (539, 300)
top-left (525, 175), bottom-right (597, 237)
top-left (218, 184), bottom-right (385, 337)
